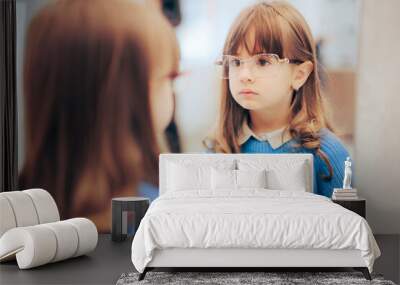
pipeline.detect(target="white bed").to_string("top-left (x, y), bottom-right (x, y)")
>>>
top-left (131, 154), bottom-right (380, 280)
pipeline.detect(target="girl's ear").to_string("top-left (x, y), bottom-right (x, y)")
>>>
top-left (291, 61), bottom-right (313, 91)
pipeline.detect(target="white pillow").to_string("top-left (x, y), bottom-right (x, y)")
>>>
top-left (266, 163), bottom-right (307, 191)
top-left (166, 159), bottom-right (236, 192)
top-left (211, 169), bottom-right (267, 190)
top-left (167, 162), bottom-right (211, 191)
top-left (211, 168), bottom-right (236, 190)
top-left (238, 159), bottom-right (309, 191)
top-left (236, 169), bottom-right (267, 188)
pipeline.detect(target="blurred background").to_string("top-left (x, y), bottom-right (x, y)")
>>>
top-left (1, 0), bottom-right (398, 282)
top-left (15, 0), bottom-right (399, 230)
top-left (16, 0), bottom-right (361, 160)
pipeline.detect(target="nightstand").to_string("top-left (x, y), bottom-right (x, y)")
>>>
top-left (332, 198), bottom-right (366, 218)
top-left (111, 197), bottom-right (150, 242)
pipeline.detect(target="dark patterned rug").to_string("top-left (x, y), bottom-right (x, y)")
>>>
top-left (116, 271), bottom-right (396, 285)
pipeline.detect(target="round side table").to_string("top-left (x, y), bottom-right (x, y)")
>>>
top-left (111, 197), bottom-right (149, 242)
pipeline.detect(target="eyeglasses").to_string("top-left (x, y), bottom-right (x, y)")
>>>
top-left (215, 53), bottom-right (303, 79)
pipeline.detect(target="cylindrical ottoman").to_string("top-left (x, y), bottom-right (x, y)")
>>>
top-left (111, 197), bottom-right (149, 242)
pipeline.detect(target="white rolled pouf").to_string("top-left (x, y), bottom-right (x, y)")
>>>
top-left (0, 191), bottom-right (39, 228)
top-left (0, 226), bottom-right (57, 269)
top-left (0, 195), bottom-right (17, 237)
top-left (0, 218), bottom-right (98, 269)
top-left (23, 188), bottom-right (60, 224)
top-left (42, 221), bottom-right (79, 262)
top-left (65, 218), bottom-right (98, 257)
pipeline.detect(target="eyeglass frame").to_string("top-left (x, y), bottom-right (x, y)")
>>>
top-left (215, 53), bottom-right (303, 79)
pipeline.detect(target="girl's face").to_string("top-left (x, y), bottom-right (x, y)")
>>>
top-left (228, 46), bottom-right (295, 112)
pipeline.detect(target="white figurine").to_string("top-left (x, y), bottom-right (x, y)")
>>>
top-left (342, 157), bottom-right (352, 189)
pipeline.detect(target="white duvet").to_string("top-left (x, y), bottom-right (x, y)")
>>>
top-left (131, 190), bottom-right (380, 273)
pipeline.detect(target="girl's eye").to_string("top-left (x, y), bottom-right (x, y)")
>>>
top-left (229, 58), bottom-right (241, 67)
top-left (257, 57), bottom-right (271, 66)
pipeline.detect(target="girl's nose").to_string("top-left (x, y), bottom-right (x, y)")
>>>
top-left (238, 65), bottom-right (255, 83)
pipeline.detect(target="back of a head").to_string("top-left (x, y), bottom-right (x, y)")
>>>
top-left (20, 0), bottom-right (179, 224)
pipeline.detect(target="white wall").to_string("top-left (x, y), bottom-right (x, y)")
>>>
top-left (354, 0), bottom-right (400, 234)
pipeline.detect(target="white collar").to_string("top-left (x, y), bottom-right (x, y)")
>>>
top-left (237, 119), bottom-right (292, 149)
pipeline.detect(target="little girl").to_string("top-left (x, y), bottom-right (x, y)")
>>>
top-left (208, 1), bottom-right (350, 197)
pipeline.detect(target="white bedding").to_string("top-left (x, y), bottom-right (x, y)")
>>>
top-left (131, 190), bottom-right (380, 273)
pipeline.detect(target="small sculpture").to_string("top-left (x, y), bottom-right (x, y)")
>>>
top-left (342, 157), bottom-right (352, 189)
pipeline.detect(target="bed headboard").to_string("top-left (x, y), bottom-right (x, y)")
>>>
top-left (159, 153), bottom-right (314, 195)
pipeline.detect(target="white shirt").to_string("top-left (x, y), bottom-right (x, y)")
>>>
top-left (237, 119), bottom-right (292, 149)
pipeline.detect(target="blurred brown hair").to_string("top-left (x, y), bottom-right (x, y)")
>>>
top-left (19, 0), bottom-right (179, 227)
top-left (211, 1), bottom-right (334, 179)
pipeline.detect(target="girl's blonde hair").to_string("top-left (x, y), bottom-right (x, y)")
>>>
top-left (211, 1), bottom-right (333, 179)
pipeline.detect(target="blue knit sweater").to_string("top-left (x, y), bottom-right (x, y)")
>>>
top-left (138, 181), bottom-right (159, 202)
top-left (240, 128), bottom-right (350, 198)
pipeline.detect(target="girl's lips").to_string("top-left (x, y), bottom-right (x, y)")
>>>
top-left (239, 90), bottom-right (258, 96)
